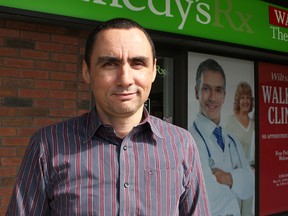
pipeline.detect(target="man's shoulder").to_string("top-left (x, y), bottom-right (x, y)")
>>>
top-left (149, 115), bottom-right (188, 131)
top-left (148, 115), bottom-right (192, 138)
top-left (35, 112), bottom-right (90, 136)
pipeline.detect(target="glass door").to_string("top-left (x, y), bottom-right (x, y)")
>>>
top-left (146, 56), bottom-right (174, 123)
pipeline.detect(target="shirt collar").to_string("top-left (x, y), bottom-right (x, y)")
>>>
top-left (84, 107), bottom-right (163, 143)
top-left (140, 108), bottom-right (164, 140)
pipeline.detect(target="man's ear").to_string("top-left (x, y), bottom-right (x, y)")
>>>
top-left (82, 60), bottom-right (90, 84)
top-left (195, 86), bottom-right (199, 100)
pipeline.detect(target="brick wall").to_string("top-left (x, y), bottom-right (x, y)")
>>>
top-left (0, 17), bottom-right (91, 215)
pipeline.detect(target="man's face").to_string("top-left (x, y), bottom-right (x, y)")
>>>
top-left (195, 70), bottom-right (226, 124)
top-left (82, 28), bottom-right (156, 121)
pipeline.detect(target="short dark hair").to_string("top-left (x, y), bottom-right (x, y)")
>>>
top-left (195, 58), bottom-right (226, 90)
top-left (84, 18), bottom-right (156, 68)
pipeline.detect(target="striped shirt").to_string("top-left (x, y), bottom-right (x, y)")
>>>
top-left (6, 108), bottom-right (210, 216)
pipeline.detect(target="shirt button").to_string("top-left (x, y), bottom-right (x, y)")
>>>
top-left (124, 182), bottom-right (129, 188)
top-left (123, 145), bottom-right (128, 151)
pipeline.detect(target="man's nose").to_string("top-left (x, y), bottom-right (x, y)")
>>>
top-left (117, 64), bottom-right (134, 86)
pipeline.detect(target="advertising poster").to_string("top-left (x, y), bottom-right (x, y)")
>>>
top-left (187, 52), bottom-right (255, 215)
top-left (188, 52), bottom-right (255, 131)
top-left (258, 62), bottom-right (288, 215)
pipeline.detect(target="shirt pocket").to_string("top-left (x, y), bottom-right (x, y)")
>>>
top-left (144, 168), bottom-right (183, 190)
top-left (144, 168), bottom-right (184, 215)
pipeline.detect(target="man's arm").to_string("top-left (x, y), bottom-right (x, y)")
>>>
top-left (6, 132), bottom-right (50, 216)
top-left (212, 168), bottom-right (233, 188)
top-left (179, 133), bottom-right (211, 216)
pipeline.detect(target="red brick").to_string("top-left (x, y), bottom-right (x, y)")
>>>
top-left (51, 34), bottom-right (79, 45)
top-left (0, 148), bottom-right (16, 157)
top-left (4, 58), bottom-right (34, 69)
top-left (79, 46), bottom-right (85, 56)
top-left (18, 107), bottom-right (49, 117)
top-left (1, 196), bottom-right (13, 206)
top-left (0, 87), bottom-right (17, 97)
top-left (64, 82), bottom-right (78, 91)
top-left (1, 137), bottom-right (30, 147)
top-left (3, 78), bottom-right (34, 88)
top-left (0, 27), bottom-right (19, 38)
top-left (19, 69), bottom-right (49, 79)
top-left (33, 117), bottom-right (63, 127)
top-left (35, 80), bottom-right (64, 89)
top-left (38, 25), bottom-right (67, 35)
top-left (2, 117), bottom-right (33, 127)
top-left (0, 68), bottom-right (18, 77)
top-left (64, 45), bottom-right (78, 54)
top-left (20, 50), bottom-right (49, 60)
top-left (6, 20), bottom-right (37, 31)
top-left (0, 168), bottom-right (18, 177)
top-left (17, 128), bottom-right (37, 137)
top-left (64, 63), bottom-right (77, 72)
top-left (0, 128), bottom-right (17, 136)
top-left (0, 18), bottom-right (4, 26)
top-left (21, 31), bottom-right (50, 42)
top-left (35, 61), bottom-right (64, 71)
top-left (18, 88), bottom-right (48, 98)
top-left (49, 90), bottom-right (76, 99)
top-left (0, 47), bottom-right (18, 57)
top-left (33, 99), bottom-right (63, 109)
top-left (64, 100), bottom-right (76, 109)
top-left (78, 92), bottom-right (91, 100)
top-left (1, 157), bottom-right (22, 167)
top-left (50, 72), bottom-right (77, 81)
top-left (17, 147), bottom-right (27, 157)
top-left (50, 109), bottom-right (76, 118)
top-left (36, 41), bottom-right (64, 53)
top-left (0, 207), bottom-right (9, 216)
top-left (51, 53), bottom-right (77, 63)
top-left (0, 107), bottom-right (17, 116)
top-left (78, 82), bottom-right (90, 91)
top-left (77, 110), bottom-right (89, 116)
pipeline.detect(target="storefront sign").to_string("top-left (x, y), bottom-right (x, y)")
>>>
top-left (258, 62), bottom-right (288, 215)
top-left (1, 0), bottom-right (287, 53)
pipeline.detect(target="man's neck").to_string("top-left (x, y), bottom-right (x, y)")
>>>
top-left (98, 108), bottom-right (144, 139)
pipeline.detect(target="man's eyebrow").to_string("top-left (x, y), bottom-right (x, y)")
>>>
top-left (96, 56), bottom-right (151, 64)
top-left (129, 56), bottom-right (149, 61)
top-left (96, 56), bottom-right (121, 64)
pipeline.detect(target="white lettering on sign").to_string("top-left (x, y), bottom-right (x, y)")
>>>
top-left (82, 0), bottom-right (254, 33)
top-left (270, 26), bottom-right (288, 42)
top-left (274, 9), bottom-right (288, 26)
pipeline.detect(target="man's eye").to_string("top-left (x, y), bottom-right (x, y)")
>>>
top-left (216, 88), bottom-right (223, 93)
top-left (131, 61), bottom-right (145, 68)
top-left (202, 87), bottom-right (210, 91)
top-left (103, 61), bottom-right (118, 67)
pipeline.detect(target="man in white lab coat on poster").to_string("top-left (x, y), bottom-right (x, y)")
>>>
top-left (189, 59), bottom-right (254, 216)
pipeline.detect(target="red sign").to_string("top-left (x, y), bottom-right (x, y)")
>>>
top-left (258, 62), bottom-right (288, 215)
top-left (269, 6), bottom-right (288, 28)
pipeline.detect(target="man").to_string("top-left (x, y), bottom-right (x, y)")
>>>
top-left (189, 59), bottom-right (254, 216)
top-left (6, 18), bottom-right (210, 215)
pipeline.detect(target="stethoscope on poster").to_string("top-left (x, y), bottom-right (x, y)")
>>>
top-left (193, 122), bottom-right (242, 169)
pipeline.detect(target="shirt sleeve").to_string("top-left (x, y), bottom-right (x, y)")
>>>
top-left (179, 132), bottom-right (211, 216)
top-left (6, 131), bottom-right (50, 216)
